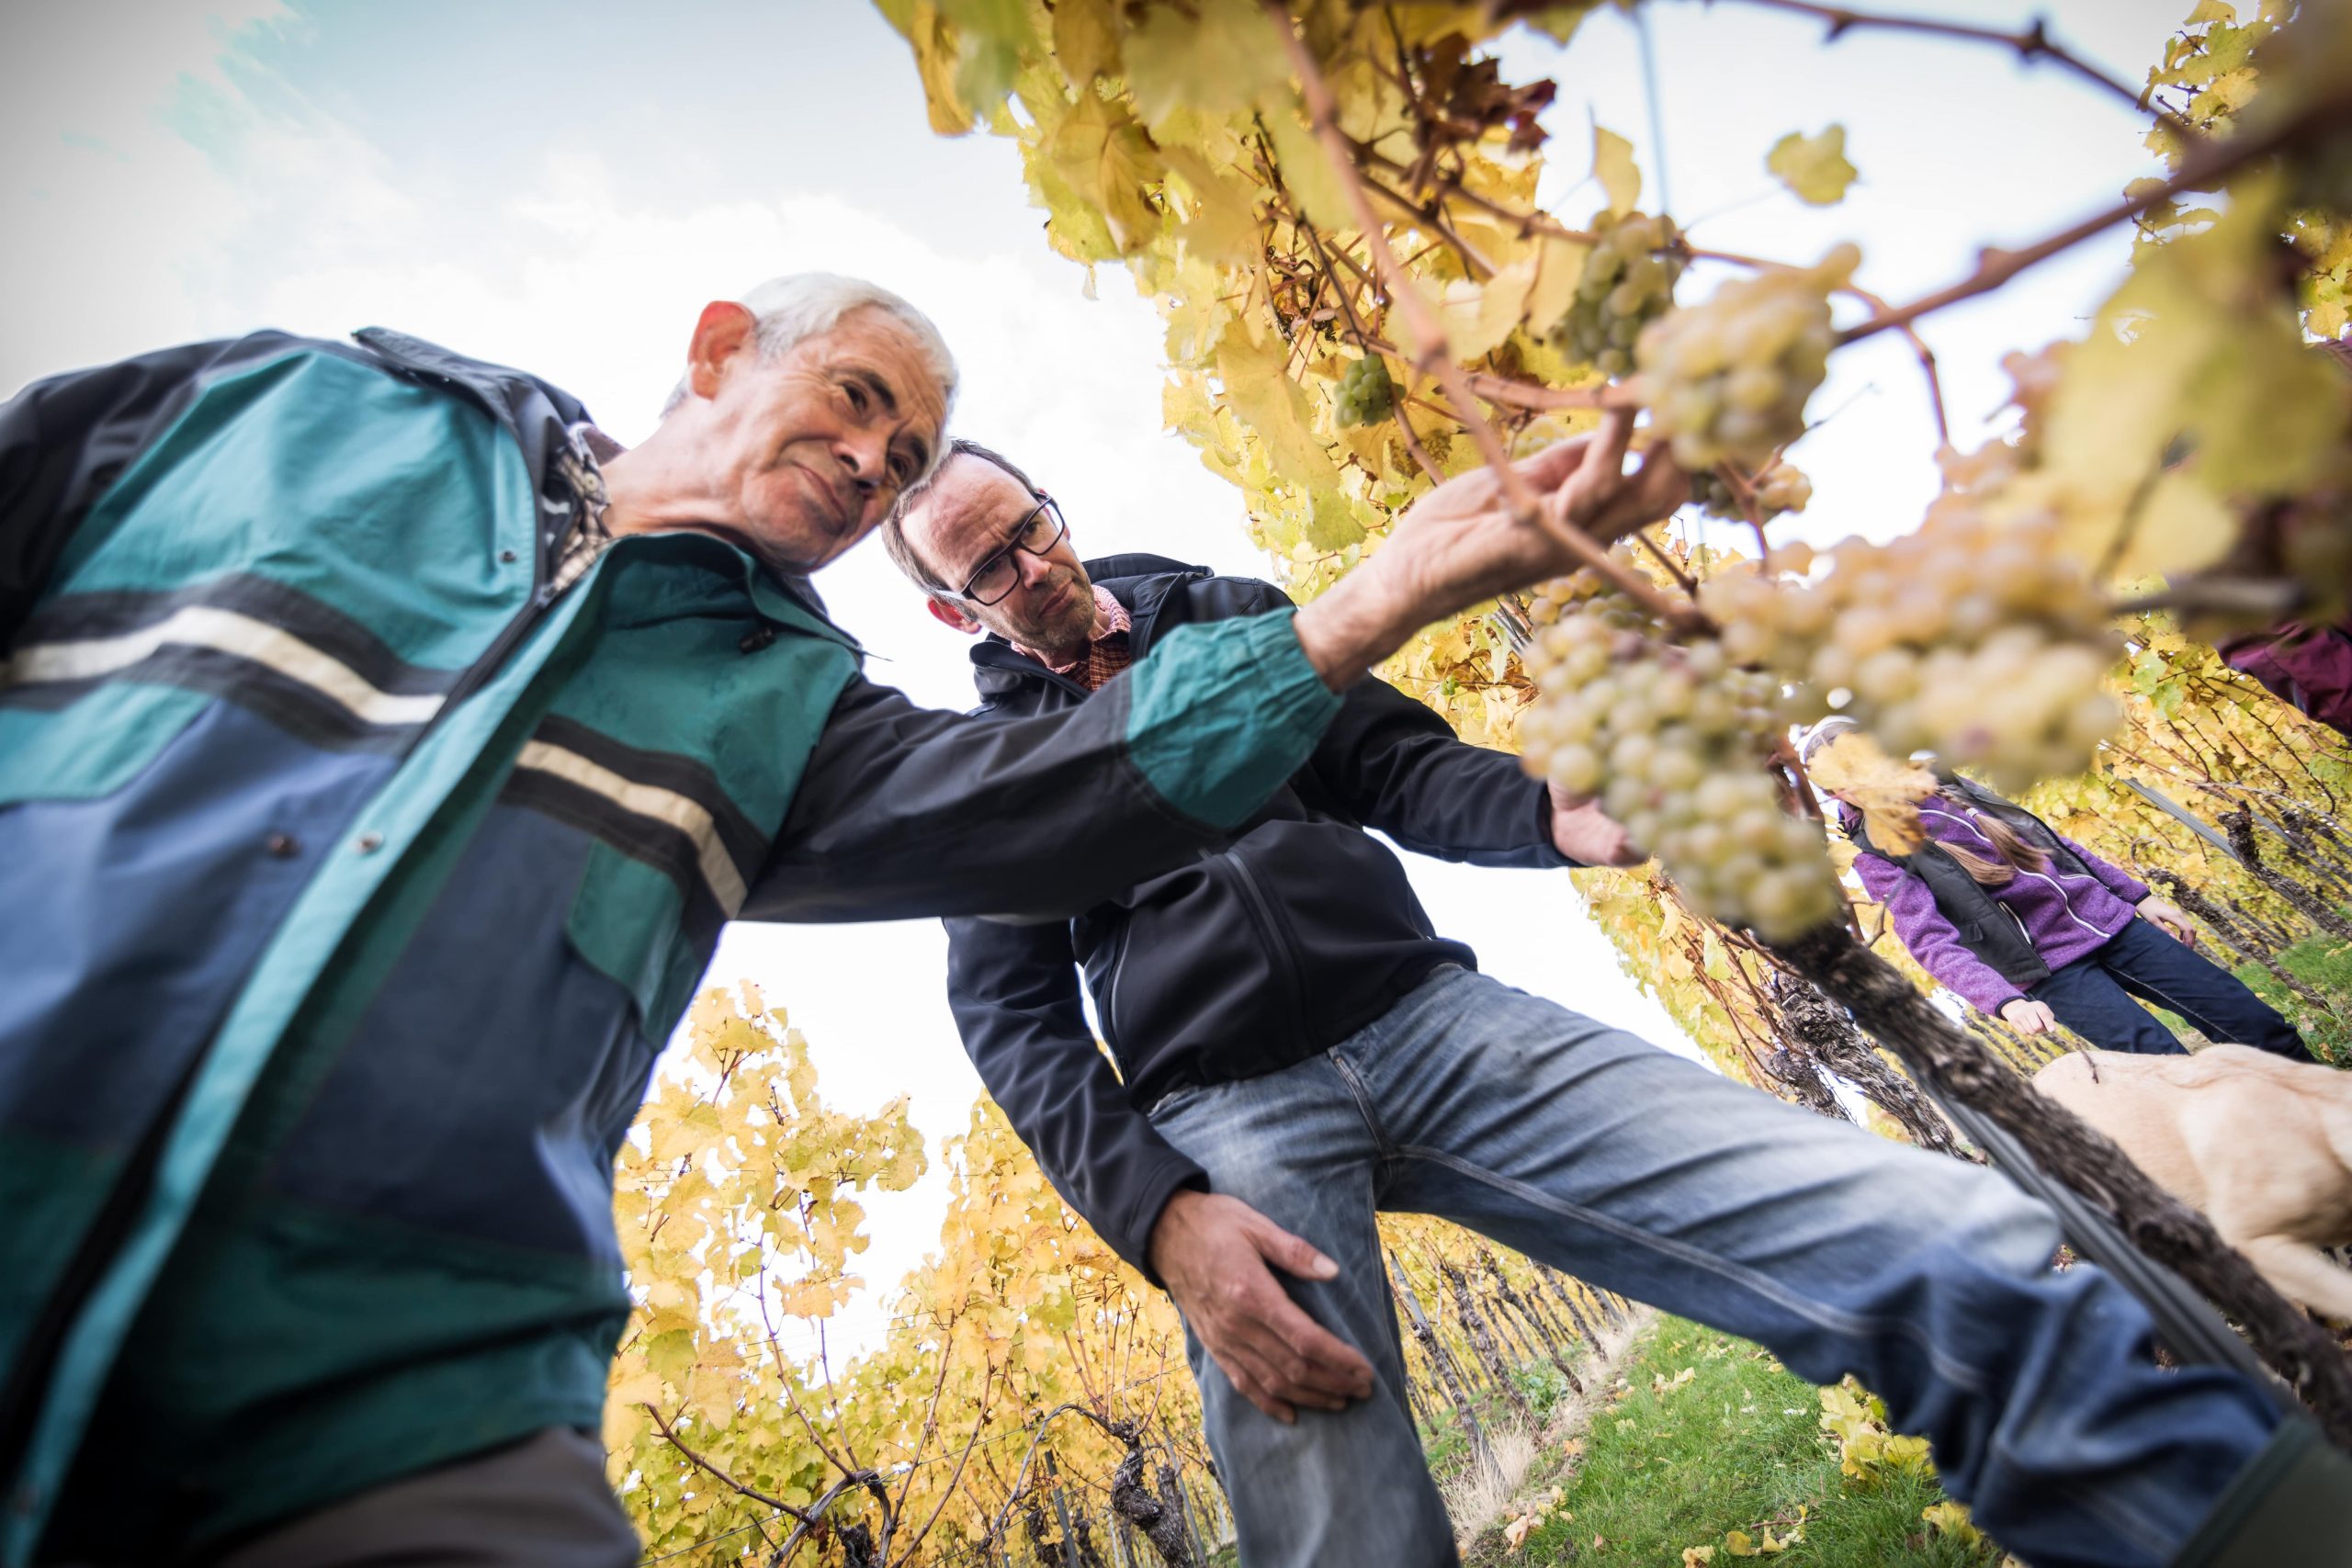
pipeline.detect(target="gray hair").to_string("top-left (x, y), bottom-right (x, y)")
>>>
top-left (660, 272), bottom-right (958, 423)
top-left (1799, 715), bottom-right (1859, 762)
top-left (879, 439), bottom-right (1041, 597)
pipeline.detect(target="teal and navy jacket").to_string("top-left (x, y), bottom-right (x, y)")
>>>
top-left (0, 330), bottom-right (1342, 1562)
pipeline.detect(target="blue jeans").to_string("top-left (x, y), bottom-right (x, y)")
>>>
top-left (1147, 966), bottom-right (2280, 1568)
top-left (2029, 916), bottom-right (2312, 1060)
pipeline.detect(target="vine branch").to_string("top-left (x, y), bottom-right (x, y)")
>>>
top-left (1271, 0), bottom-right (1703, 632)
top-left (1841, 86), bottom-right (2352, 346)
top-left (1708, 0), bottom-right (2201, 143)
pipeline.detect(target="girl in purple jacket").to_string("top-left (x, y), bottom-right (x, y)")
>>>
top-left (1804, 717), bottom-right (2314, 1061)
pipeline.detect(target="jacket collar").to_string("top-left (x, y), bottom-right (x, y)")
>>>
top-left (969, 555), bottom-right (1212, 701)
top-left (353, 328), bottom-right (858, 653)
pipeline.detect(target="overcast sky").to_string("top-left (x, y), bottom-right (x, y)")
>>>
top-left (3, 0), bottom-right (2177, 1352)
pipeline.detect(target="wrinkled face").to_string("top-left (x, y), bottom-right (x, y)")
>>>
top-left (904, 457), bottom-right (1095, 650)
top-left (698, 306), bottom-right (946, 572)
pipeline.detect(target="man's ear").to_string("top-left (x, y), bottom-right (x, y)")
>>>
top-left (685, 301), bottom-right (758, 403)
top-left (927, 596), bottom-right (985, 635)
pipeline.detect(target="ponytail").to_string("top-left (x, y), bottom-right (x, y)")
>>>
top-left (1938, 810), bottom-right (2052, 886)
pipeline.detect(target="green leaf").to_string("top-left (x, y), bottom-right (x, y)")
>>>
top-left (1767, 125), bottom-right (1858, 207)
top-left (647, 1327), bottom-right (698, 1388)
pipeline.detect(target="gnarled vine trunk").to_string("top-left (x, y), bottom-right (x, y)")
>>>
top-left (1771, 921), bottom-right (2352, 1449)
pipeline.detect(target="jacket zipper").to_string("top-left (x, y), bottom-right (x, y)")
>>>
top-left (1101, 920), bottom-right (1135, 1052)
top-left (1221, 850), bottom-right (1316, 1045)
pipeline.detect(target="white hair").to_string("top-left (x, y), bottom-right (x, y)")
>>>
top-left (659, 272), bottom-right (958, 425)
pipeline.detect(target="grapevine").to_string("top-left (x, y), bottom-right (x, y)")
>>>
top-left (1634, 246), bottom-right (1855, 470)
top-left (873, 0), bottom-right (2352, 1458)
top-left (1521, 562), bottom-right (1839, 941)
top-left (1554, 209), bottom-right (1685, 379)
top-left (1331, 354), bottom-right (1395, 427)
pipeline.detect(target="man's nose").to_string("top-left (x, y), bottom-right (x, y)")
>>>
top-left (1016, 549), bottom-right (1057, 590)
top-left (835, 431), bottom-right (888, 491)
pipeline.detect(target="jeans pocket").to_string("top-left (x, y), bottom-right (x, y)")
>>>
top-left (1148, 1082), bottom-right (1212, 1124)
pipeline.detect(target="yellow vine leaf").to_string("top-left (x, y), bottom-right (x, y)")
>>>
top-left (1161, 145), bottom-right (1263, 265)
top-left (1805, 731), bottom-right (1935, 855)
top-left (1525, 233), bottom-right (1589, 338)
top-left (1123, 0), bottom-right (1293, 130)
top-left (1265, 109), bottom-right (1353, 231)
top-left (1046, 93), bottom-right (1164, 253)
top-left (1767, 125), bottom-right (1858, 206)
top-left (1050, 0), bottom-right (1120, 88)
top-left (1593, 123), bottom-right (1641, 216)
top-left (898, 2), bottom-right (975, 135)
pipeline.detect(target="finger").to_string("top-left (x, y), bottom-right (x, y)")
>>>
top-left (1237, 1303), bottom-right (1371, 1399)
top-left (1263, 1298), bottom-right (1376, 1392)
top-left (1547, 410), bottom-right (1637, 530)
top-left (1507, 431), bottom-right (1600, 493)
top-left (1250, 1214), bottom-right (1340, 1282)
top-left (1584, 440), bottom-right (1688, 542)
top-left (1238, 1325), bottom-right (1358, 1410)
top-left (1218, 1345), bottom-right (1298, 1424)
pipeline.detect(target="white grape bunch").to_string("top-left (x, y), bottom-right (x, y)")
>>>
top-left (1692, 460), bottom-right (1812, 524)
top-left (1333, 355), bottom-right (1396, 427)
top-left (1701, 507), bottom-right (2120, 791)
top-left (1554, 209), bottom-right (1686, 379)
top-left (1636, 244), bottom-right (1859, 469)
top-left (1518, 572), bottom-right (1841, 941)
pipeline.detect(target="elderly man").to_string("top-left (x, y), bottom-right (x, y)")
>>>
top-left (0, 276), bottom-right (1680, 1568)
top-left (885, 442), bottom-right (2346, 1568)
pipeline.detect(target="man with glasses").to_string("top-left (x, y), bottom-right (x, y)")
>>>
top-left (881, 440), bottom-right (2347, 1568)
top-left (0, 275), bottom-right (1691, 1568)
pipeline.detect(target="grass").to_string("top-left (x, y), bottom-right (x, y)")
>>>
top-left (2232, 926), bottom-right (2352, 1061)
top-left (1483, 1319), bottom-right (1997, 1568)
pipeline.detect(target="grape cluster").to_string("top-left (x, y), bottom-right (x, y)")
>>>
top-left (1692, 461), bottom-right (1812, 524)
top-left (1635, 244), bottom-right (1858, 469)
top-left (1518, 574), bottom-right (1841, 940)
top-left (1699, 509), bottom-right (2120, 791)
top-left (1554, 210), bottom-right (1685, 379)
top-left (1333, 355), bottom-right (1396, 427)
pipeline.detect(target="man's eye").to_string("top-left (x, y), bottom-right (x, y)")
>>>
top-left (842, 382), bottom-right (867, 412)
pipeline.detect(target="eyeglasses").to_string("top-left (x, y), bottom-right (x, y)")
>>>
top-left (957, 495), bottom-right (1067, 605)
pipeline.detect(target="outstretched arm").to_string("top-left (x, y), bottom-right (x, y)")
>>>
top-left (752, 413), bottom-right (1680, 921)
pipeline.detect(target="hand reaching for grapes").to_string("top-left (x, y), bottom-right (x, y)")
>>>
top-left (2000, 998), bottom-right (2058, 1036)
top-left (1291, 408), bottom-right (1686, 689)
top-left (1375, 408), bottom-right (1687, 604)
top-left (1549, 787), bottom-right (1644, 867)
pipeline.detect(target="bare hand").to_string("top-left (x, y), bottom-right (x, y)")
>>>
top-left (1294, 410), bottom-right (1686, 689)
top-left (2139, 897), bottom-right (2199, 949)
top-left (2000, 998), bottom-right (2058, 1036)
top-left (1549, 787), bottom-right (1643, 867)
top-left (1146, 1190), bottom-right (1374, 1424)
top-left (1373, 408), bottom-right (1687, 615)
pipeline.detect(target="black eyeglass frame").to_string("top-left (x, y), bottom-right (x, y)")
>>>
top-left (957, 494), bottom-right (1068, 605)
